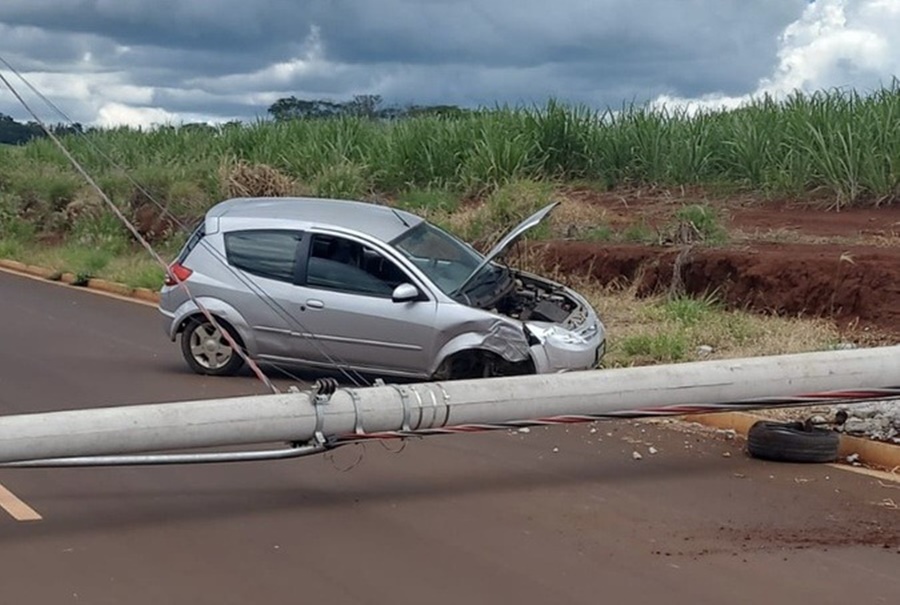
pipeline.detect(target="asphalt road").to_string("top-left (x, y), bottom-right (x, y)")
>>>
top-left (0, 269), bottom-right (898, 605)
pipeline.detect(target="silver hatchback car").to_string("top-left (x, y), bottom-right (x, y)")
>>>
top-left (159, 197), bottom-right (605, 381)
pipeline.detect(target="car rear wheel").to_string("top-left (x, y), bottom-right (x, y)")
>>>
top-left (180, 317), bottom-right (245, 376)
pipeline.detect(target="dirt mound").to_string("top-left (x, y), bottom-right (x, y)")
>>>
top-left (530, 189), bottom-right (900, 340)
top-left (559, 186), bottom-right (900, 241)
top-left (534, 241), bottom-right (900, 340)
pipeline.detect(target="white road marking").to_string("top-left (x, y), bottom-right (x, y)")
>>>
top-left (0, 481), bottom-right (42, 521)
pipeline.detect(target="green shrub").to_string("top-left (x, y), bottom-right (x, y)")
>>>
top-left (311, 161), bottom-right (371, 199)
top-left (674, 204), bottom-right (727, 243)
top-left (70, 211), bottom-right (131, 253)
top-left (661, 294), bottom-right (720, 326)
top-left (619, 332), bottom-right (688, 363)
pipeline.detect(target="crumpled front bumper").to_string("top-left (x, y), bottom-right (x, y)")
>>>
top-left (527, 319), bottom-right (606, 373)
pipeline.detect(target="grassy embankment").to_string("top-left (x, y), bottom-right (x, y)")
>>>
top-left (1, 88), bottom-right (898, 365)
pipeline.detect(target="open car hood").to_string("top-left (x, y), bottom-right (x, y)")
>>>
top-left (452, 201), bottom-right (559, 296)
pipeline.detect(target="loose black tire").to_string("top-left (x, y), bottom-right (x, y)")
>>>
top-left (180, 317), bottom-right (245, 377)
top-left (746, 420), bottom-right (840, 463)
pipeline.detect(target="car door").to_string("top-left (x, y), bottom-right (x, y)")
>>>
top-left (291, 232), bottom-right (439, 377)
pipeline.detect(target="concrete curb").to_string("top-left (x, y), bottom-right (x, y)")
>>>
top-left (691, 412), bottom-right (900, 472)
top-left (0, 258), bottom-right (162, 304)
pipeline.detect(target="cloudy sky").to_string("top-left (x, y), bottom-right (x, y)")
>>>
top-left (0, 0), bottom-right (898, 127)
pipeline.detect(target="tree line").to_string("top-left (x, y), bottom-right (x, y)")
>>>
top-left (0, 113), bottom-right (83, 145)
top-left (266, 94), bottom-right (468, 121)
top-left (0, 95), bottom-right (470, 144)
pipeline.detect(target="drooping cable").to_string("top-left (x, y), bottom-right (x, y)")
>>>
top-left (0, 59), bottom-right (280, 392)
top-left (0, 56), bottom-right (373, 389)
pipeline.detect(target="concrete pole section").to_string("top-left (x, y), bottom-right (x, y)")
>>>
top-left (0, 346), bottom-right (898, 464)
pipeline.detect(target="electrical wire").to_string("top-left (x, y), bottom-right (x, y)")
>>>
top-left (327, 386), bottom-right (900, 445)
top-left (0, 55), bottom-right (374, 389)
top-left (0, 62), bottom-right (281, 392)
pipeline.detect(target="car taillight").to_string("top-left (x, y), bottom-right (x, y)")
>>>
top-left (164, 262), bottom-right (193, 286)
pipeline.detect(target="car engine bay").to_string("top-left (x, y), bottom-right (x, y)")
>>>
top-left (493, 272), bottom-right (584, 329)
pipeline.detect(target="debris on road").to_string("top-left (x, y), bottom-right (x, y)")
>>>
top-left (717, 429), bottom-right (737, 441)
top-left (768, 401), bottom-right (900, 445)
top-left (837, 402), bottom-right (900, 444)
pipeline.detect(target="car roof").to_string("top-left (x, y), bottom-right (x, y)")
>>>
top-left (207, 197), bottom-right (423, 243)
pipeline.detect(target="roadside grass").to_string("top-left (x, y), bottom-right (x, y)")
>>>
top-left (16, 244), bottom-right (117, 282)
top-left (582, 225), bottom-right (615, 242)
top-left (0, 239), bottom-right (171, 289)
top-left (621, 222), bottom-right (657, 244)
top-left (547, 195), bottom-right (610, 239)
top-left (102, 257), bottom-right (167, 289)
top-left (673, 203), bottom-right (728, 243)
top-left (0, 238), bottom-right (24, 259)
top-left (311, 160), bottom-right (371, 199)
top-left (411, 178), bottom-right (554, 245)
top-left (577, 279), bottom-right (842, 367)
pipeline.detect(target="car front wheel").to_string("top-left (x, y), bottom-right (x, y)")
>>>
top-left (180, 317), bottom-right (245, 376)
top-left (432, 350), bottom-right (535, 381)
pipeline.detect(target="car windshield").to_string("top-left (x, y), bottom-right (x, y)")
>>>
top-left (391, 222), bottom-right (486, 295)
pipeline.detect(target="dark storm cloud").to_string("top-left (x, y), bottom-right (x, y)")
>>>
top-left (0, 0), bottom-right (315, 54)
top-left (0, 0), bottom-right (810, 125)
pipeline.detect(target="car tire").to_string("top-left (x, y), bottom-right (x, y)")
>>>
top-left (432, 350), bottom-right (536, 381)
top-left (180, 317), bottom-right (245, 376)
top-left (746, 420), bottom-right (840, 463)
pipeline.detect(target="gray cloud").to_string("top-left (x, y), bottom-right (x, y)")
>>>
top-left (2, 0), bottom-right (872, 127)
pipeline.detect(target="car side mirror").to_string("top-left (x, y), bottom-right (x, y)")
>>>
top-left (392, 283), bottom-right (420, 303)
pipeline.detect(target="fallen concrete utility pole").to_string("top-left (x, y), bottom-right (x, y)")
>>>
top-left (0, 346), bottom-right (898, 467)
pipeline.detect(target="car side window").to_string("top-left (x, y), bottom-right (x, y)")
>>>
top-left (224, 230), bottom-right (303, 283)
top-left (307, 234), bottom-right (410, 297)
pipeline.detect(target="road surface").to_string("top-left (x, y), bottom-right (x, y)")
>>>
top-left (0, 269), bottom-right (898, 605)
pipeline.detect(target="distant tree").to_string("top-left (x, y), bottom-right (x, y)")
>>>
top-left (0, 113), bottom-right (44, 144)
top-left (346, 94), bottom-right (383, 118)
top-left (180, 122), bottom-right (217, 134)
top-left (404, 104), bottom-right (471, 119)
top-left (267, 96), bottom-right (344, 121)
top-left (50, 122), bottom-right (84, 137)
top-left (0, 113), bottom-right (88, 143)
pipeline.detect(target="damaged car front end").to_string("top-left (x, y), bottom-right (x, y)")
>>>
top-left (393, 201), bottom-right (605, 378)
top-left (501, 270), bottom-right (605, 374)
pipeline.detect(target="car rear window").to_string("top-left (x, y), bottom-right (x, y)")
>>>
top-left (224, 230), bottom-right (303, 283)
top-left (177, 220), bottom-right (206, 263)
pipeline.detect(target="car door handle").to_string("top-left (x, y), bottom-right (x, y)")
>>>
top-left (306, 299), bottom-right (325, 309)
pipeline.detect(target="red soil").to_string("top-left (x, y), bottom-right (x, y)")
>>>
top-left (539, 189), bottom-right (900, 340)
